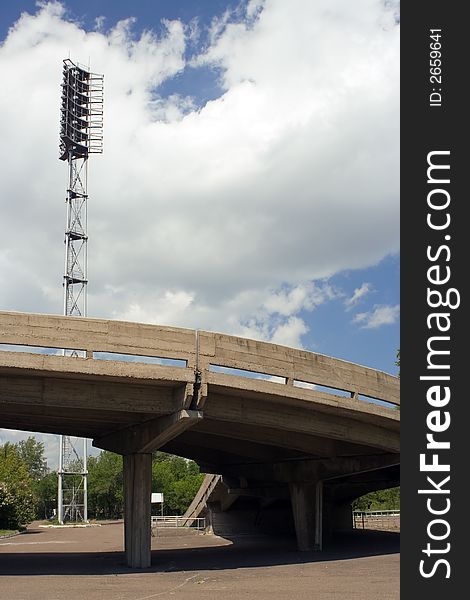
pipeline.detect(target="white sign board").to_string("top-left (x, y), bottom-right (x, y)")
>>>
top-left (151, 493), bottom-right (164, 503)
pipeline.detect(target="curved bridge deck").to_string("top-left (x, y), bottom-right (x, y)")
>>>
top-left (0, 311), bottom-right (399, 568)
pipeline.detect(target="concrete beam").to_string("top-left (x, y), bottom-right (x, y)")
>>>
top-left (123, 453), bottom-right (152, 568)
top-left (227, 486), bottom-right (290, 500)
top-left (179, 428), bottom-right (304, 462)
top-left (214, 453), bottom-right (400, 484)
top-left (93, 410), bottom-right (203, 455)
top-left (220, 492), bottom-right (240, 512)
top-left (194, 419), bottom-right (372, 457)
top-left (204, 393), bottom-right (399, 452)
top-left (324, 464), bottom-right (400, 503)
top-left (0, 374), bottom-right (177, 414)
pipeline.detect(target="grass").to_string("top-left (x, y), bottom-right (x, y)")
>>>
top-left (39, 519), bottom-right (60, 526)
top-left (0, 529), bottom-right (19, 536)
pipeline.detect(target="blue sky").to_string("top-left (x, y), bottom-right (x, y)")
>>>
top-left (0, 0), bottom-right (233, 104)
top-left (303, 257), bottom-right (399, 371)
top-left (0, 1), bottom-right (399, 464)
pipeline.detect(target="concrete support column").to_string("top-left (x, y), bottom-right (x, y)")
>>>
top-left (323, 500), bottom-right (353, 539)
top-left (123, 453), bottom-right (152, 568)
top-left (290, 480), bottom-right (323, 551)
top-left (331, 502), bottom-right (353, 531)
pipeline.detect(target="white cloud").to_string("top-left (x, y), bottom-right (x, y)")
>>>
top-left (353, 304), bottom-right (400, 329)
top-left (293, 380), bottom-right (317, 390)
top-left (344, 282), bottom-right (373, 310)
top-left (113, 291), bottom-right (195, 325)
top-left (0, 0), bottom-right (399, 341)
top-left (270, 316), bottom-right (308, 348)
top-left (263, 282), bottom-right (337, 317)
top-left (246, 0), bottom-right (266, 20)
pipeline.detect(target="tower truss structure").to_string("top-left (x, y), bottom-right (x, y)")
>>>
top-left (57, 59), bottom-right (103, 523)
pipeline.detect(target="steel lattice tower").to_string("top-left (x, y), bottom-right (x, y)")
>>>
top-left (57, 59), bottom-right (103, 523)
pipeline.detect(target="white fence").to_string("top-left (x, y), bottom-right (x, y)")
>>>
top-left (353, 510), bottom-right (400, 530)
top-left (151, 515), bottom-right (206, 530)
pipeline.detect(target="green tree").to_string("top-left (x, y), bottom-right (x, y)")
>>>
top-left (16, 437), bottom-right (47, 480)
top-left (353, 487), bottom-right (400, 511)
top-left (71, 450), bottom-right (204, 520)
top-left (14, 437), bottom-right (51, 518)
top-left (0, 443), bottom-right (36, 529)
top-left (169, 475), bottom-right (205, 514)
top-left (35, 471), bottom-right (57, 519)
top-left (87, 451), bottom-right (123, 519)
top-left (151, 452), bottom-right (204, 514)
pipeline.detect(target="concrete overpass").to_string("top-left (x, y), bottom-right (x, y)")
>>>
top-left (0, 311), bottom-right (399, 568)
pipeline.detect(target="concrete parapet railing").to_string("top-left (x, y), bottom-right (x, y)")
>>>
top-left (0, 311), bottom-right (399, 407)
top-left (0, 311), bottom-right (198, 366)
top-left (198, 332), bottom-right (399, 406)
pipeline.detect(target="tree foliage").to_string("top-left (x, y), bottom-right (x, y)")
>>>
top-left (87, 451), bottom-right (123, 519)
top-left (16, 437), bottom-right (47, 480)
top-left (35, 471), bottom-right (57, 519)
top-left (83, 450), bottom-right (204, 519)
top-left (152, 453), bottom-right (204, 515)
top-left (0, 442), bottom-right (36, 529)
top-left (352, 487), bottom-right (400, 511)
top-left (1, 436), bottom-right (205, 525)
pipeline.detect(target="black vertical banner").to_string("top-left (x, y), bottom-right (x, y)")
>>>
top-left (401, 2), bottom-right (468, 598)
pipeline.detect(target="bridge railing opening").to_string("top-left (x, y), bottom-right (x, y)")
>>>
top-left (93, 351), bottom-right (187, 368)
top-left (0, 343), bottom-right (85, 356)
top-left (206, 366), bottom-right (400, 409)
top-left (209, 364), bottom-right (286, 384)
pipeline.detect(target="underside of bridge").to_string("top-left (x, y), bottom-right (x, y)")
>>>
top-left (0, 311), bottom-right (400, 568)
top-left (166, 417), bottom-right (399, 553)
top-left (181, 464), bottom-right (399, 546)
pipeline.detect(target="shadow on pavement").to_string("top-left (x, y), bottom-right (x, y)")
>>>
top-left (0, 530), bottom-right (398, 576)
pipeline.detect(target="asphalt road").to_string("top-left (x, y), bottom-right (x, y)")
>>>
top-left (0, 521), bottom-right (399, 600)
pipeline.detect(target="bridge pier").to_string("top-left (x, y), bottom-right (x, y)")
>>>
top-left (123, 453), bottom-right (152, 568)
top-left (329, 501), bottom-right (353, 531)
top-left (289, 480), bottom-right (323, 551)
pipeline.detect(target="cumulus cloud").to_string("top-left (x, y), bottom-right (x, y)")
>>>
top-left (353, 304), bottom-right (400, 329)
top-left (0, 0), bottom-right (399, 341)
top-left (270, 316), bottom-right (308, 348)
top-left (344, 282), bottom-right (373, 310)
top-left (264, 282), bottom-right (337, 317)
top-left (0, 0), bottom-right (399, 462)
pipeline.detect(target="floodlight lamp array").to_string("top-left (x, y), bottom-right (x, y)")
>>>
top-left (60, 59), bottom-right (104, 160)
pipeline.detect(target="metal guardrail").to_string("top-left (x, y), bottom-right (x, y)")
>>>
top-left (151, 515), bottom-right (206, 530)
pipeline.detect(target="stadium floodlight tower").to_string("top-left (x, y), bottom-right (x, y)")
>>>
top-left (57, 58), bottom-right (103, 524)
